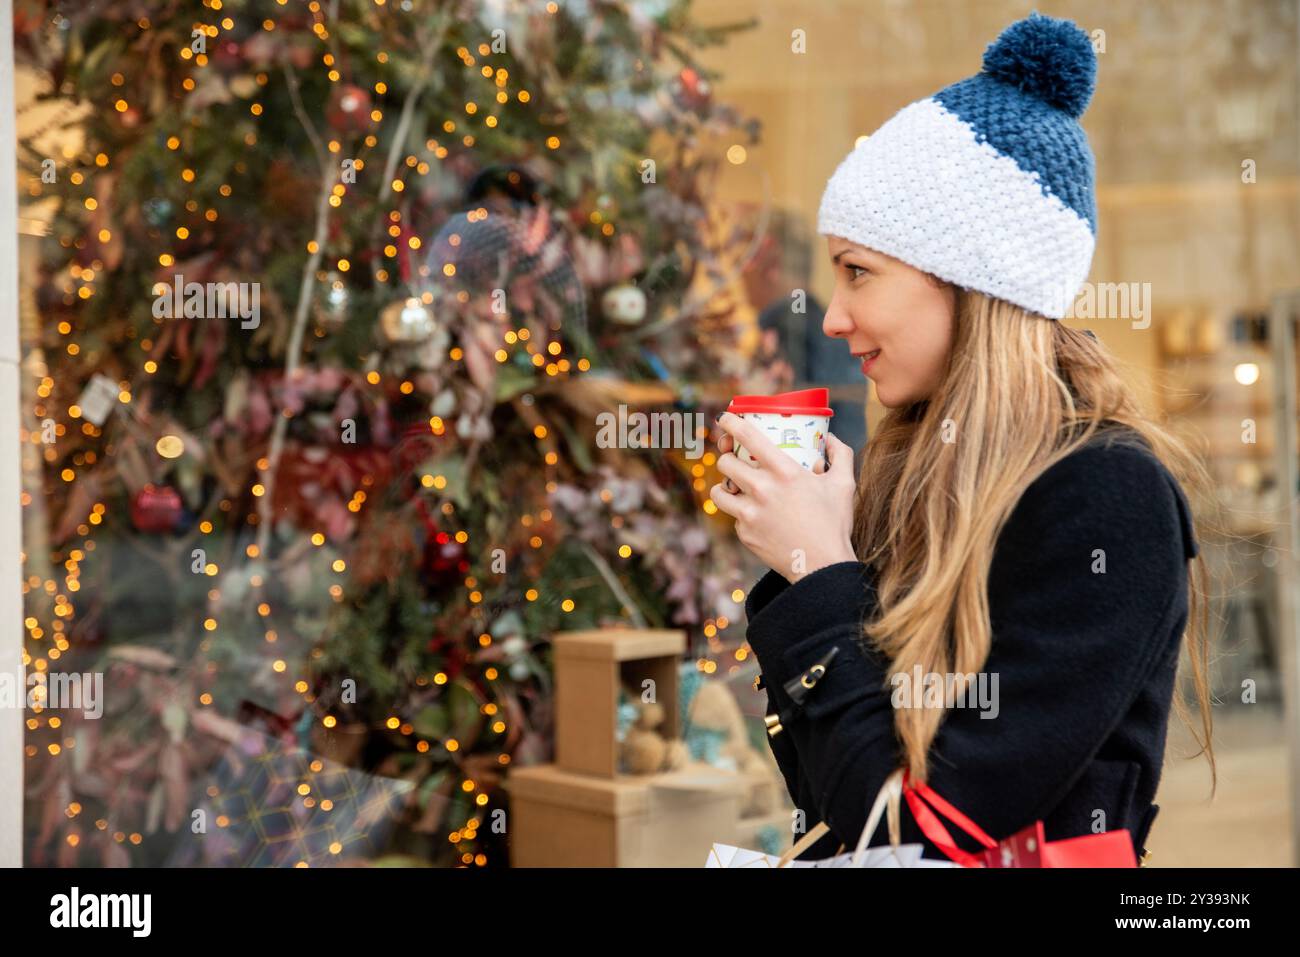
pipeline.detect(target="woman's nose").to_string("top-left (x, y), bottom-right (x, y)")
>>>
top-left (822, 292), bottom-right (855, 339)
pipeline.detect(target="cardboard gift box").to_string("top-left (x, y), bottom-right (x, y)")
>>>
top-left (505, 762), bottom-right (744, 867)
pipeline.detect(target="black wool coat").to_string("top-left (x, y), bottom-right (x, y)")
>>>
top-left (745, 430), bottom-right (1200, 863)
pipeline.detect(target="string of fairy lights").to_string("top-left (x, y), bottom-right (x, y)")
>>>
top-left (21, 0), bottom-right (748, 866)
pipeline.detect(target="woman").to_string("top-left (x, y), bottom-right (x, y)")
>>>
top-left (711, 13), bottom-right (1214, 864)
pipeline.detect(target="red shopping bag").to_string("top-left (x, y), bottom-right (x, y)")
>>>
top-left (900, 770), bottom-right (1138, 868)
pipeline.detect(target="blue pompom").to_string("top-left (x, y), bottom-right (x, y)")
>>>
top-left (981, 12), bottom-right (1096, 118)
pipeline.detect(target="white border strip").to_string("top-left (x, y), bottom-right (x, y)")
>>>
top-left (0, 0), bottom-right (25, 868)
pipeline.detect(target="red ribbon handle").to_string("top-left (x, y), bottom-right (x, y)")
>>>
top-left (901, 769), bottom-right (998, 868)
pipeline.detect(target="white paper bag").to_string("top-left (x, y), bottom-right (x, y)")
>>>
top-left (705, 841), bottom-right (936, 868)
top-left (705, 768), bottom-right (961, 868)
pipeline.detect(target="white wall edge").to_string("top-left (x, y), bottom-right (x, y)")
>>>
top-left (1, 0), bottom-right (27, 867)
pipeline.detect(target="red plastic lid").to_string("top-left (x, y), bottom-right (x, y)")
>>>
top-left (726, 387), bottom-right (833, 417)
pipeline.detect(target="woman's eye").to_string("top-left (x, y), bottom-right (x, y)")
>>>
top-left (847, 264), bottom-right (869, 280)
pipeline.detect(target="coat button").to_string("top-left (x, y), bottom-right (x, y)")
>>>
top-left (784, 645), bottom-right (841, 704)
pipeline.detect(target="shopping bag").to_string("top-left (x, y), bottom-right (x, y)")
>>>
top-left (899, 769), bottom-right (1138, 868)
top-left (706, 767), bottom-right (1137, 868)
top-left (705, 842), bottom-right (936, 868)
top-left (705, 767), bottom-right (960, 868)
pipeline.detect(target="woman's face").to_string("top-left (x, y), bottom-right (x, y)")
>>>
top-left (823, 237), bottom-right (957, 408)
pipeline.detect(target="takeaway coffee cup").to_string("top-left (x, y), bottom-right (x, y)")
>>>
top-left (725, 387), bottom-right (834, 471)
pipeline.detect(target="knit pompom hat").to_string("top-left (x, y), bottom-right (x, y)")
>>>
top-left (816, 12), bottom-right (1098, 319)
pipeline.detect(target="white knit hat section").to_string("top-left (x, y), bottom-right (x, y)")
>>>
top-left (816, 98), bottom-right (1094, 319)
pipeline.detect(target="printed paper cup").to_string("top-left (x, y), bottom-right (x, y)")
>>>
top-left (725, 387), bottom-right (834, 471)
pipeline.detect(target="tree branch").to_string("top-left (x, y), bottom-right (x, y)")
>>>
top-left (579, 541), bottom-right (649, 629)
top-left (255, 64), bottom-right (340, 564)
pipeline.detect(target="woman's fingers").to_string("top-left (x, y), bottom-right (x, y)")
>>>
top-left (715, 413), bottom-right (794, 475)
top-left (824, 432), bottom-right (856, 481)
top-left (709, 480), bottom-right (749, 520)
top-left (715, 421), bottom-right (734, 489)
top-left (714, 449), bottom-right (755, 495)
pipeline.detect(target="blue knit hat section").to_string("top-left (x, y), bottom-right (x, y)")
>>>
top-left (935, 13), bottom-right (1097, 232)
top-left (817, 12), bottom-right (1099, 319)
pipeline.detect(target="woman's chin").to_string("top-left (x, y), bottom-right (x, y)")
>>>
top-left (874, 377), bottom-right (925, 409)
top-left (873, 381), bottom-right (900, 408)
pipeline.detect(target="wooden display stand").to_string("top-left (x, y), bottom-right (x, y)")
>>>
top-left (553, 627), bottom-right (683, 778)
top-left (505, 628), bottom-right (745, 867)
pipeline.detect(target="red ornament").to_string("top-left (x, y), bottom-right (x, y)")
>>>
top-left (419, 508), bottom-right (469, 589)
top-left (326, 84), bottom-right (374, 134)
top-left (673, 67), bottom-right (711, 111)
top-left (423, 540), bottom-right (468, 588)
top-left (131, 484), bottom-right (183, 533)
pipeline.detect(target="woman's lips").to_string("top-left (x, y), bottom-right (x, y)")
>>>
top-left (860, 349), bottom-right (880, 375)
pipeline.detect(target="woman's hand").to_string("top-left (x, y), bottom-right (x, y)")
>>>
top-left (711, 412), bottom-right (859, 583)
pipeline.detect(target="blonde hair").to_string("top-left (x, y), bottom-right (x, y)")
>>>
top-left (854, 288), bottom-right (1216, 793)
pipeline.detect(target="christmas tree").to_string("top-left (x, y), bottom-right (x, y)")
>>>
top-left (15, 0), bottom-right (776, 866)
